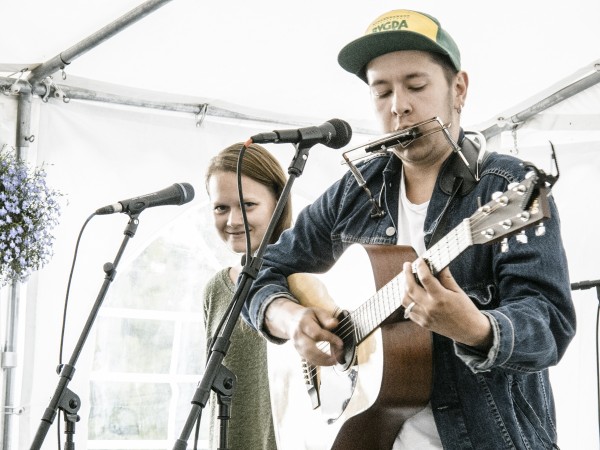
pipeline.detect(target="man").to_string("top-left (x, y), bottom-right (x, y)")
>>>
top-left (244, 9), bottom-right (575, 449)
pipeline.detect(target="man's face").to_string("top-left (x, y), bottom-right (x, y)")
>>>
top-left (365, 50), bottom-right (466, 167)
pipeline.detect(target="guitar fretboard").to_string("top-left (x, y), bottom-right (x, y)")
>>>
top-left (350, 218), bottom-right (473, 343)
top-left (422, 218), bottom-right (473, 276)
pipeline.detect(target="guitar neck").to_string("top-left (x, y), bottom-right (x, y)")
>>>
top-left (422, 218), bottom-right (473, 276)
top-left (350, 218), bottom-right (473, 343)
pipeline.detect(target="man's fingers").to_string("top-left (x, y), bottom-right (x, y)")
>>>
top-left (292, 307), bottom-right (344, 366)
top-left (438, 266), bottom-right (461, 291)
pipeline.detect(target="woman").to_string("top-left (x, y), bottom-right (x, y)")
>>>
top-left (203, 142), bottom-right (291, 449)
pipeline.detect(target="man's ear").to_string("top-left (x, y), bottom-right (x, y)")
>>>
top-left (454, 70), bottom-right (469, 110)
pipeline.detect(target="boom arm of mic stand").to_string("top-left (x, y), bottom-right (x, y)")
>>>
top-left (29, 214), bottom-right (141, 450)
top-left (172, 142), bottom-right (313, 450)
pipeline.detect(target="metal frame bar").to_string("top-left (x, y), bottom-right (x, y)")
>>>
top-left (1, 284), bottom-right (21, 450)
top-left (0, 76), bottom-right (346, 129)
top-left (27, 0), bottom-right (174, 84)
top-left (480, 62), bottom-right (600, 140)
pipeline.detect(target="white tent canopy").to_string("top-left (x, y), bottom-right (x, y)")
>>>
top-left (3, 0), bottom-right (600, 128)
top-left (1, 1), bottom-right (600, 449)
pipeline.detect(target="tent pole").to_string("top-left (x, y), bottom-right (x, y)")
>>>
top-left (0, 77), bottom-right (368, 131)
top-left (16, 87), bottom-right (33, 159)
top-left (481, 64), bottom-right (600, 140)
top-left (0, 83), bottom-right (34, 450)
top-left (1, 284), bottom-right (22, 450)
top-left (27, 0), bottom-right (174, 84)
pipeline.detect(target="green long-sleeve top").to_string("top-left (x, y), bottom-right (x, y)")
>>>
top-left (203, 268), bottom-right (277, 450)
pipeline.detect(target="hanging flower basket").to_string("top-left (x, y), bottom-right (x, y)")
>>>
top-left (0, 145), bottom-right (62, 287)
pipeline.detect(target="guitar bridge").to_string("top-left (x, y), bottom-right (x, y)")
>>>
top-left (302, 359), bottom-right (321, 409)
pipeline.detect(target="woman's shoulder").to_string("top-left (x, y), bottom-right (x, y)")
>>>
top-left (203, 268), bottom-right (234, 298)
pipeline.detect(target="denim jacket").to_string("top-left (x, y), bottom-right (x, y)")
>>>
top-left (244, 136), bottom-right (576, 449)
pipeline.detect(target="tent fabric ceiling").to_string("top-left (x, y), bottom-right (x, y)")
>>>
top-left (2, 0), bottom-right (600, 130)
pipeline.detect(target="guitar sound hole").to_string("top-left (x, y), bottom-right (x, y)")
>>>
top-left (334, 309), bottom-right (357, 372)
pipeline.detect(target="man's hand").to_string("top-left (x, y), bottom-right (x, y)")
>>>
top-left (402, 259), bottom-right (493, 351)
top-left (265, 297), bottom-right (344, 366)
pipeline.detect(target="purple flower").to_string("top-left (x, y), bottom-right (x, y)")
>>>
top-left (0, 146), bottom-right (62, 286)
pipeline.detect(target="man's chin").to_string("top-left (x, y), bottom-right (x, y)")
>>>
top-left (390, 148), bottom-right (408, 160)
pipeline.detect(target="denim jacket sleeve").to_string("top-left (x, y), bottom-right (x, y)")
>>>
top-left (243, 171), bottom-right (353, 341)
top-left (446, 155), bottom-right (576, 374)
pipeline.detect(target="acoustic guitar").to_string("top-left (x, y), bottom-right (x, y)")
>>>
top-left (267, 169), bottom-right (551, 450)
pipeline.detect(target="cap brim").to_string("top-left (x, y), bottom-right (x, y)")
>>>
top-left (338, 31), bottom-right (452, 82)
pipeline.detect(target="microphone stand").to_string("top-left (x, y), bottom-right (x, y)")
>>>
top-left (172, 141), bottom-right (314, 450)
top-left (571, 279), bottom-right (600, 297)
top-left (571, 278), bottom-right (600, 446)
top-left (29, 213), bottom-right (141, 450)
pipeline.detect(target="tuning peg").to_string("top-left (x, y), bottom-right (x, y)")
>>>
top-left (478, 204), bottom-right (491, 215)
top-left (492, 192), bottom-right (509, 206)
top-left (535, 223), bottom-right (546, 236)
top-left (500, 237), bottom-right (509, 253)
top-left (481, 228), bottom-right (495, 239)
top-left (516, 231), bottom-right (528, 244)
top-left (518, 211), bottom-right (531, 221)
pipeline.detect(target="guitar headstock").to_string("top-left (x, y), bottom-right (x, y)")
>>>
top-left (470, 171), bottom-right (551, 246)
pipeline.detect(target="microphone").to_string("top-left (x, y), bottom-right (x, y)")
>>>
top-left (96, 182), bottom-right (195, 215)
top-left (571, 279), bottom-right (600, 290)
top-left (249, 118), bottom-right (352, 149)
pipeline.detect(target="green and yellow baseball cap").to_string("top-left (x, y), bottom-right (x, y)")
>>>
top-left (338, 9), bottom-right (461, 82)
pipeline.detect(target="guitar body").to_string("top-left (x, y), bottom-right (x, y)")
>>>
top-left (268, 244), bottom-right (433, 450)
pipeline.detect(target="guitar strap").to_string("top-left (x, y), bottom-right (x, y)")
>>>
top-left (428, 133), bottom-right (490, 248)
top-left (439, 132), bottom-right (489, 197)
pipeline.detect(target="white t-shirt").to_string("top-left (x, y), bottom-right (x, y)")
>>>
top-left (392, 170), bottom-right (443, 450)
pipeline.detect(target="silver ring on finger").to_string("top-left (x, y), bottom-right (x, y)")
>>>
top-left (404, 301), bottom-right (416, 319)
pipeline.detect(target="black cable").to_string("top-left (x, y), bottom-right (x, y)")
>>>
top-left (596, 300), bottom-right (600, 439)
top-left (572, 281), bottom-right (600, 444)
top-left (55, 212), bottom-right (97, 449)
top-left (237, 143), bottom-right (252, 262)
top-left (193, 412), bottom-right (201, 450)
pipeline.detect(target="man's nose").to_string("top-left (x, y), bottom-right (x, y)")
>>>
top-left (391, 92), bottom-right (411, 118)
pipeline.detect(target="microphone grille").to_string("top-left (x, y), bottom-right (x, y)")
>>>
top-left (176, 182), bottom-right (195, 204)
top-left (327, 118), bottom-right (353, 149)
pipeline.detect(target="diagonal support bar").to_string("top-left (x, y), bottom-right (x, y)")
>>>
top-left (27, 0), bottom-right (174, 84)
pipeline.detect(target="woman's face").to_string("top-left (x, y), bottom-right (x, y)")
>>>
top-left (207, 170), bottom-right (277, 254)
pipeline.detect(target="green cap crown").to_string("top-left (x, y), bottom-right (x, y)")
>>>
top-left (338, 9), bottom-right (461, 82)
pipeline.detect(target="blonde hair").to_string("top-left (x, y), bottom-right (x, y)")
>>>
top-left (205, 142), bottom-right (292, 243)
